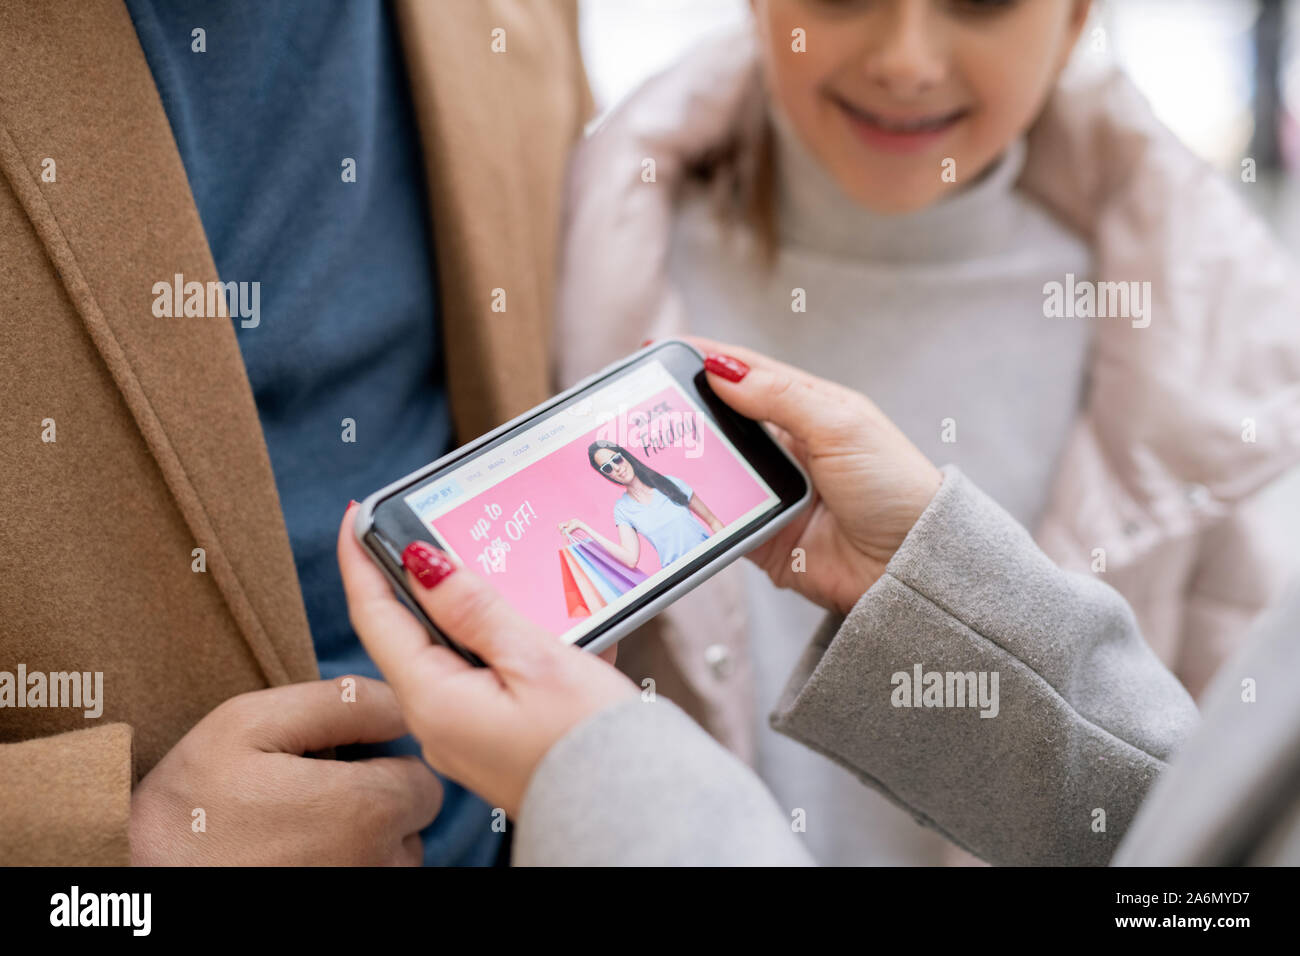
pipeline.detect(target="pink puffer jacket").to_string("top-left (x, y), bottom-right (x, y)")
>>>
top-left (554, 31), bottom-right (1300, 762)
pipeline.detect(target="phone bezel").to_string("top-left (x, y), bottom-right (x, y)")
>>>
top-left (353, 339), bottom-right (811, 663)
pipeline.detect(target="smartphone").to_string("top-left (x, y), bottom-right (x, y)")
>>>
top-left (353, 339), bottom-right (811, 661)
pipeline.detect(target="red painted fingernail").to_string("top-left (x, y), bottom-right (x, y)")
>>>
top-left (402, 542), bottom-right (455, 589)
top-left (641, 338), bottom-right (654, 347)
top-left (704, 353), bottom-right (749, 382)
top-left (348, 499), bottom-right (357, 508)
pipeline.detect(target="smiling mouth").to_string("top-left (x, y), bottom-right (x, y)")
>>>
top-left (832, 96), bottom-right (970, 151)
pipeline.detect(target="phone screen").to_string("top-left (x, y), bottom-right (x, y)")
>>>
top-left (399, 356), bottom-right (783, 645)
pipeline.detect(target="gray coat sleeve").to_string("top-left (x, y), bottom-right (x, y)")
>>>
top-left (770, 465), bottom-right (1200, 865)
top-left (513, 465), bottom-right (1200, 866)
top-left (512, 694), bottom-right (813, 865)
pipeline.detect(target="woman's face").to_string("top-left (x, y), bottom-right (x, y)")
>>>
top-left (751, 0), bottom-right (1090, 213)
top-left (593, 448), bottom-right (635, 485)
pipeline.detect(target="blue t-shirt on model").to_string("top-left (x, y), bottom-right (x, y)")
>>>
top-left (613, 476), bottom-right (711, 567)
top-left (124, 0), bottom-right (500, 865)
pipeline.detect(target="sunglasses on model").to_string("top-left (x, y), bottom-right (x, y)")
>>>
top-left (599, 453), bottom-right (625, 475)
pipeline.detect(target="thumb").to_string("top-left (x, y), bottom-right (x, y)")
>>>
top-left (686, 337), bottom-right (859, 448)
top-left (400, 542), bottom-right (549, 680)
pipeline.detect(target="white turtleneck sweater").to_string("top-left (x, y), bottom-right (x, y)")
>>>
top-left (667, 117), bottom-right (1095, 865)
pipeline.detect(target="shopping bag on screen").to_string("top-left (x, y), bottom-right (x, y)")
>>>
top-left (572, 543), bottom-right (640, 596)
top-left (570, 547), bottom-right (621, 603)
top-left (568, 531), bottom-right (649, 591)
top-left (559, 550), bottom-right (590, 619)
top-left (561, 548), bottom-right (607, 614)
top-left (564, 530), bottom-right (641, 594)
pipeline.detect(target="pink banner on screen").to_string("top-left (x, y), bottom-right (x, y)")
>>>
top-left (425, 386), bottom-right (773, 637)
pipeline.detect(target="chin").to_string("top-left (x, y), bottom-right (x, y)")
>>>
top-left (830, 142), bottom-right (964, 214)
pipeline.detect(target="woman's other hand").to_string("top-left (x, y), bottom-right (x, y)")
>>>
top-left (690, 337), bottom-right (943, 616)
top-left (338, 508), bottom-right (637, 818)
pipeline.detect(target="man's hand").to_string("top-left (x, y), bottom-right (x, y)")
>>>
top-left (129, 676), bottom-right (442, 865)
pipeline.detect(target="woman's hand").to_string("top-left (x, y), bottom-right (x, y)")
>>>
top-left (338, 509), bottom-right (638, 819)
top-left (558, 518), bottom-right (588, 536)
top-left (690, 337), bottom-right (943, 616)
top-left (561, 517), bottom-right (642, 569)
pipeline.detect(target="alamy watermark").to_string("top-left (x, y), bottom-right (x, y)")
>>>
top-left (593, 401), bottom-right (703, 460)
top-left (50, 886), bottom-right (150, 936)
top-left (0, 665), bottom-right (103, 718)
top-left (152, 273), bottom-right (260, 328)
top-left (1043, 273), bottom-right (1152, 329)
top-left (891, 664), bottom-right (999, 718)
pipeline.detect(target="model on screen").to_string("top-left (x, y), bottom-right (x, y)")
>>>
top-left (558, 440), bottom-right (724, 570)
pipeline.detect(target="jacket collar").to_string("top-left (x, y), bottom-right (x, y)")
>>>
top-left (1021, 71), bottom-right (1300, 525)
top-left (392, 0), bottom-right (562, 441)
top-left (0, 0), bottom-right (318, 685)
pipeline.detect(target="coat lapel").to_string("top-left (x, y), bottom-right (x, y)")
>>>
top-left (394, 0), bottom-right (577, 442)
top-left (0, 0), bottom-right (316, 685)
